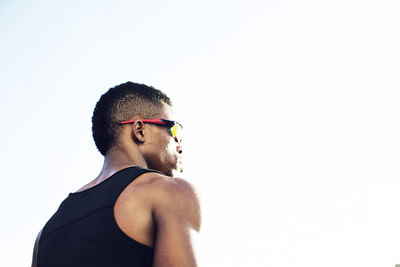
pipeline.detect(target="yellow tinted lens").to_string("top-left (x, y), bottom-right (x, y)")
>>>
top-left (170, 123), bottom-right (182, 141)
top-left (171, 124), bottom-right (178, 137)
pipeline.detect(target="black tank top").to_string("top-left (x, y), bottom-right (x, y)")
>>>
top-left (37, 166), bottom-right (163, 267)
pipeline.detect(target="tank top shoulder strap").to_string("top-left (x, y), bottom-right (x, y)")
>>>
top-left (65, 166), bottom-right (164, 208)
top-left (99, 166), bottom-right (164, 206)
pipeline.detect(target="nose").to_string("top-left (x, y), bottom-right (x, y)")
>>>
top-left (174, 136), bottom-right (183, 154)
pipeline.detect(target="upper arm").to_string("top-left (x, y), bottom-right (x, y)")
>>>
top-left (151, 177), bottom-right (201, 267)
top-left (31, 228), bottom-right (43, 267)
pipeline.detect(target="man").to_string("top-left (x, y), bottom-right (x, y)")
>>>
top-left (31, 82), bottom-right (201, 267)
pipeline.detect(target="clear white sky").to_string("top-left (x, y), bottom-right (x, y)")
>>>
top-left (1, 0), bottom-right (399, 266)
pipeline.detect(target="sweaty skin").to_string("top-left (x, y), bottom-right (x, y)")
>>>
top-left (32, 104), bottom-right (201, 267)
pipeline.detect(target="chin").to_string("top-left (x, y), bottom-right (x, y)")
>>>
top-left (171, 165), bottom-right (183, 178)
top-left (155, 160), bottom-right (181, 178)
top-left (160, 165), bottom-right (175, 177)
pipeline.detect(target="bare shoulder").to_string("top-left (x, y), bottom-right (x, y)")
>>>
top-left (147, 174), bottom-right (200, 199)
top-left (143, 172), bottom-right (202, 232)
top-left (124, 172), bottom-right (202, 266)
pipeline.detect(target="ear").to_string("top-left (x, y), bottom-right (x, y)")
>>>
top-left (131, 120), bottom-right (146, 143)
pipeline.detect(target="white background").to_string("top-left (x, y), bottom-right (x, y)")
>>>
top-left (1, 0), bottom-right (399, 266)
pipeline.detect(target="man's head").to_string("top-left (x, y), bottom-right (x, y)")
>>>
top-left (92, 81), bottom-right (183, 176)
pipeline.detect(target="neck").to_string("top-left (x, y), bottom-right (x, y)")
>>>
top-left (96, 146), bottom-right (148, 181)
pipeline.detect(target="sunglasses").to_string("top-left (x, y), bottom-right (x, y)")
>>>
top-left (118, 118), bottom-right (183, 142)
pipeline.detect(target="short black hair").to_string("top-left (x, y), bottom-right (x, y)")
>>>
top-left (92, 81), bottom-right (172, 156)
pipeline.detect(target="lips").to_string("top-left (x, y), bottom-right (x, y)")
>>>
top-left (177, 158), bottom-right (183, 172)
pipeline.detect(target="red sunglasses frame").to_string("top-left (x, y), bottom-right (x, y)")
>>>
top-left (118, 118), bottom-right (181, 127)
top-left (118, 118), bottom-right (183, 139)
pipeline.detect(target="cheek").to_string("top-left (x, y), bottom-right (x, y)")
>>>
top-left (156, 139), bottom-right (177, 175)
top-left (166, 139), bottom-right (177, 157)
